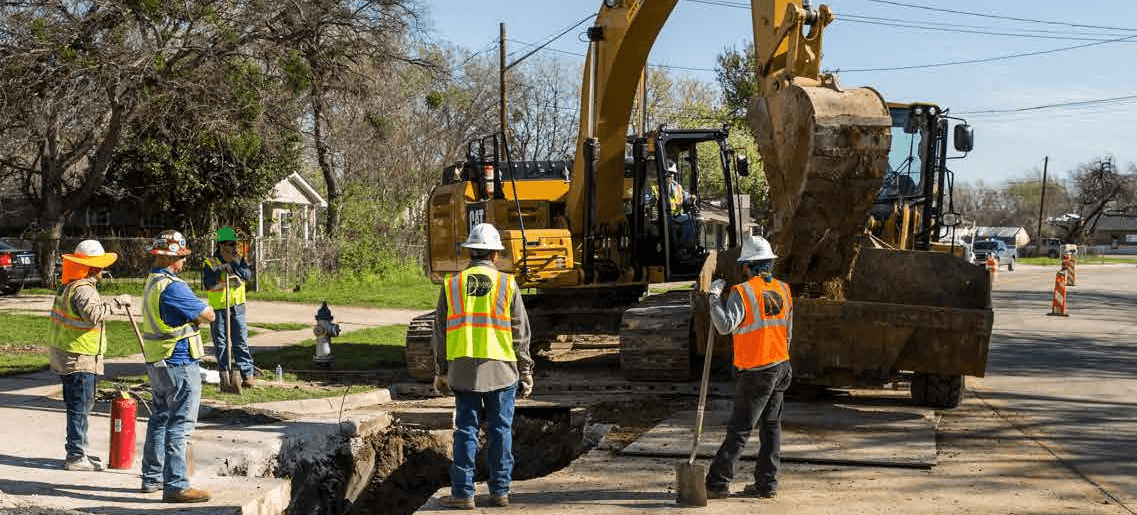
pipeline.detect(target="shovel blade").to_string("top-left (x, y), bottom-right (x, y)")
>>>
top-left (675, 462), bottom-right (707, 507)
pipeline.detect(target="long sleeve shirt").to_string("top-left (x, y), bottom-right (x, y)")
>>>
top-left (49, 277), bottom-right (116, 375)
top-left (432, 260), bottom-right (533, 392)
top-left (202, 251), bottom-right (251, 293)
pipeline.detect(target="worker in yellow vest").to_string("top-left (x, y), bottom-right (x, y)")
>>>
top-left (49, 240), bottom-right (132, 471)
top-left (703, 234), bottom-right (793, 500)
top-left (140, 230), bottom-right (215, 503)
top-left (202, 227), bottom-right (254, 387)
top-left (432, 223), bottom-right (532, 510)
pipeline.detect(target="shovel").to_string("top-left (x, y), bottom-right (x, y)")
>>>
top-left (676, 313), bottom-right (716, 506)
top-left (219, 271), bottom-right (243, 394)
top-left (125, 308), bottom-right (146, 358)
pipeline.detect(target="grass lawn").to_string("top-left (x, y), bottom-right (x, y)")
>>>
top-left (0, 314), bottom-right (258, 376)
top-left (252, 324), bottom-right (408, 375)
top-left (97, 374), bottom-right (373, 406)
top-left (1018, 255), bottom-right (1133, 266)
top-left (247, 273), bottom-right (437, 310)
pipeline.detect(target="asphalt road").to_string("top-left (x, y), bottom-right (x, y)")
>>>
top-left (971, 262), bottom-right (1137, 511)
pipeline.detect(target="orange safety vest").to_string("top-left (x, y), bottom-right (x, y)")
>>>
top-left (731, 276), bottom-right (792, 370)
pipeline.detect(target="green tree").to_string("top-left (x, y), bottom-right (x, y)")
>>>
top-left (0, 1), bottom-right (297, 282)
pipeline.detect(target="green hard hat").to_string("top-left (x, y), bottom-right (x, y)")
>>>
top-left (216, 227), bottom-right (238, 242)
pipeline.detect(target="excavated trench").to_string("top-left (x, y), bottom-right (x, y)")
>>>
top-left (281, 405), bottom-right (595, 515)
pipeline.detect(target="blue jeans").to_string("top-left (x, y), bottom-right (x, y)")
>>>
top-left (451, 383), bottom-right (517, 499)
top-left (141, 361), bottom-right (201, 493)
top-left (60, 372), bottom-right (97, 459)
top-left (705, 361), bottom-right (792, 492)
top-left (210, 303), bottom-right (254, 377)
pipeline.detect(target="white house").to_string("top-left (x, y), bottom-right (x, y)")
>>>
top-left (259, 172), bottom-right (327, 240)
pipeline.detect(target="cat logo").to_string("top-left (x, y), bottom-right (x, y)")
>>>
top-left (762, 290), bottom-right (785, 317)
top-left (466, 273), bottom-right (494, 297)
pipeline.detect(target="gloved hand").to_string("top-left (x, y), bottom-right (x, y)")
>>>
top-left (112, 294), bottom-right (133, 309)
top-left (518, 373), bottom-right (533, 399)
top-left (433, 375), bottom-right (450, 395)
top-left (708, 278), bottom-right (726, 297)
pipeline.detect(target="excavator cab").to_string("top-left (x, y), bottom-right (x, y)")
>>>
top-left (870, 102), bottom-right (975, 252)
top-left (626, 127), bottom-right (740, 281)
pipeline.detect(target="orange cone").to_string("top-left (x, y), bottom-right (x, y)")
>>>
top-left (1048, 270), bottom-right (1068, 316)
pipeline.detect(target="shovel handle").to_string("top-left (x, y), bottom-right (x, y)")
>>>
top-left (688, 314), bottom-right (716, 465)
top-left (125, 309), bottom-right (147, 358)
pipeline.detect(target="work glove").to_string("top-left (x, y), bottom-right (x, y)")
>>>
top-left (433, 375), bottom-right (450, 395)
top-left (518, 373), bottom-right (533, 399)
top-left (708, 278), bottom-right (726, 297)
top-left (112, 294), bottom-right (133, 310)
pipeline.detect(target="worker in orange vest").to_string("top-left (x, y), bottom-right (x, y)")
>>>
top-left (704, 234), bottom-right (793, 500)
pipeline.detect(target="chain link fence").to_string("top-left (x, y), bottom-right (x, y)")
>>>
top-left (3, 230), bottom-right (426, 289)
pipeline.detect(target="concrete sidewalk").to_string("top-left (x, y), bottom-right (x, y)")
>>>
top-left (0, 302), bottom-right (421, 515)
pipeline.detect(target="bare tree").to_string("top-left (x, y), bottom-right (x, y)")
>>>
top-left (1052, 155), bottom-right (1137, 242)
top-left (507, 57), bottom-right (579, 161)
top-left (265, 0), bottom-right (431, 236)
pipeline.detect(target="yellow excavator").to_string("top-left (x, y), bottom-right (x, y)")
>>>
top-left (406, 0), bottom-right (991, 408)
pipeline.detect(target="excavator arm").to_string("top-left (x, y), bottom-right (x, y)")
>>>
top-left (568, 1), bottom-right (890, 296)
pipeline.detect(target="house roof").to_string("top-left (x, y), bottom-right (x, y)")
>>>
top-left (975, 226), bottom-right (1026, 239)
top-left (268, 172), bottom-right (327, 208)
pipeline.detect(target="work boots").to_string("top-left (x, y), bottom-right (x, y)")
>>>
top-left (62, 455), bottom-right (104, 471)
top-left (438, 495), bottom-right (474, 509)
top-left (163, 487), bottom-right (211, 503)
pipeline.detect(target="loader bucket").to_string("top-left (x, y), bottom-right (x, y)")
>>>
top-left (749, 82), bottom-right (891, 293)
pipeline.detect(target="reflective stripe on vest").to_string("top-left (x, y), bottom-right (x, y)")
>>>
top-left (442, 265), bottom-right (517, 362)
top-left (140, 273), bottom-right (204, 362)
top-left (732, 276), bottom-right (792, 370)
top-left (650, 182), bottom-right (684, 216)
top-left (204, 256), bottom-right (246, 309)
top-left (48, 281), bottom-right (106, 356)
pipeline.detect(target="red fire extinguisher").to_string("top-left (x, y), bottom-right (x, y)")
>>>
top-left (109, 390), bottom-right (137, 469)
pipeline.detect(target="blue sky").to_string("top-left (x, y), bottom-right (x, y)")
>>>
top-left (423, 0), bottom-right (1137, 186)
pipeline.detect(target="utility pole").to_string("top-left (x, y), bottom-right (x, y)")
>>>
top-left (499, 23), bottom-right (507, 146)
top-left (1036, 156), bottom-right (1049, 253)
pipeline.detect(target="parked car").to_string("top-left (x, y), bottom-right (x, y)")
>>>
top-left (1040, 238), bottom-right (1078, 259)
top-left (973, 239), bottom-right (1016, 271)
top-left (0, 239), bottom-right (43, 295)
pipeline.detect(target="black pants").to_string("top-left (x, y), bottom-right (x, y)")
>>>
top-left (705, 360), bottom-right (792, 492)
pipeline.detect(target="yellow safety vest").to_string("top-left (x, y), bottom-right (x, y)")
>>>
top-left (732, 276), bottom-right (792, 370)
top-left (140, 272), bottom-right (204, 363)
top-left (442, 265), bottom-right (517, 362)
top-left (48, 281), bottom-right (106, 356)
top-left (651, 182), bottom-right (685, 216)
top-left (204, 256), bottom-right (246, 309)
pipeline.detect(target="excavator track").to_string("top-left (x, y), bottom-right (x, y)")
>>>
top-left (618, 290), bottom-right (693, 381)
top-left (405, 311), bottom-right (436, 382)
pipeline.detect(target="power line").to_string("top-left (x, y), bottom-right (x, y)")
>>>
top-left (859, 0), bottom-right (1137, 33)
top-left (959, 93), bottom-right (1137, 115)
top-left (506, 14), bottom-right (596, 70)
top-left (838, 32), bottom-right (1137, 72)
top-left (838, 15), bottom-right (1137, 42)
top-left (510, 39), bottom-right (716, 73)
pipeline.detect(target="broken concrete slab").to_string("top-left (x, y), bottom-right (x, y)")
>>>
top-left (621, 401), bottom-right (938, 468)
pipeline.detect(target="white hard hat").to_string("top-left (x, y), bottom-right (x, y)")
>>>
top-left (461, 223), bottom-right (505, 251)
top-left (738, 235), bottom-right (777, 262)
top-left (63, 240), bottom-right (118, 268)
top-left (665, 160), bottom-right (678, 175)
